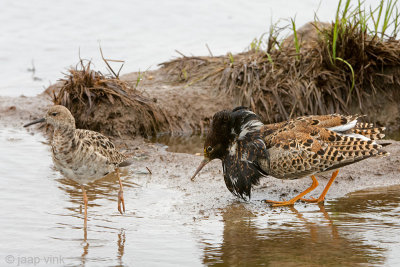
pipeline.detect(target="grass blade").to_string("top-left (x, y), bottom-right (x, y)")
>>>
top-left (336, 57), bottom-right (355, 98)
top-left (291, 17), bottom-right (300, 60)
top-left (332, 0), bottom-right (342, 61)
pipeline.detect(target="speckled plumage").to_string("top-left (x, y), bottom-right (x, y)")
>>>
top-left (24, 105), bottom-right (131, 222)
top-left (28, 105), bottom-right (129, 185)
top-left (51, 126), bottom-right (128, 185)
top-left (191, 107), bottom-right (389, 205)
top-left (259, 114), bottom-right (387, 180)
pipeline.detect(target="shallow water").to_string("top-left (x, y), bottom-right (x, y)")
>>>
top-left (149, 134), bottom-right (205, 154)
top-left (387, 129), bottom-right (400, 142)
top-left (1, 127), bottom-right (400, 266)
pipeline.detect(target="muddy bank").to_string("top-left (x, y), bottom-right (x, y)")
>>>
top-left (44, 56), bottom-right (400, 141)
top-left (1, 93), bottom-right (399, 207)
top-left (131, 140), bottom-right (400, 213)
top-left (121, 70), bottom-right (231, 135)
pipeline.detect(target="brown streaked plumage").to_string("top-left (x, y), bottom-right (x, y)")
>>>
top-left (24, 105), bottom-right (132, 225)
top-left (191, 107), bottom-right (389, 206)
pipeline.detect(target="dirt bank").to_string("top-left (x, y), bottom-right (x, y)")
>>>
top-left (121, 70), bottom-right (231, 135)
top-left (159, 21), bottom-right (400, 134)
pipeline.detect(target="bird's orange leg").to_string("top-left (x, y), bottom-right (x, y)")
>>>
top-left (80, 185), bottom-right (88, 227)
top-left (117, 168), bottom-right (125, 214)
top-left (266, 175), bottom-right (319, 207)
top-left (301, 169), bottom-right (340, 203)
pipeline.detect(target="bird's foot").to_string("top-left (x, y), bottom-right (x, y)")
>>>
top-left (300, 196), bottom-right (325, 204)
top-left (265, 175), bottom-right (320, 207)
top-left (118, 190), bottom-right (125, 214)
top-left (265, 198), bottom-right (297, 207)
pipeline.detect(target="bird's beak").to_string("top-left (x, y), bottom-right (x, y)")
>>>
top-left (23, 118), bottom-right (45, 127)
top-left (191, 157), bottom-right (211, 181)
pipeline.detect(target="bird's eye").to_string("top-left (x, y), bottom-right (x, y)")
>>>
top-left (206, 146), bottom-right (213, 153)
top-left (51, 112), bottom-right (58, 116)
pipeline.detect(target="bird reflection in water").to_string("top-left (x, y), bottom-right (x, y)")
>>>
top-left (80, 226), bottom-right (89, 266)
top-left (77, 226), bottom-right (126, 266)
top-left (202, 203), bottom-right (384, 266)
top-left (55, 168), bottom-right (138, 222)
top-left (117, 229), bottom-right (126, 266)
top-left (55, 170), bottom-right (134, 266)
top-left (288, 204), bottom-right (339, 244)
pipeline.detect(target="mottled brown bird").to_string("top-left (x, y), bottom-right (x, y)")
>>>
top-left (24, 105), bottom-right (132, 225)
top-left (191, 107), bottom-right (389, 206)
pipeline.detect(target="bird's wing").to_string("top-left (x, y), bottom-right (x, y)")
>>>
top-left (261, 114), bottom-right (360, 136)
top-left (222, 134), bottom-right (268, 199)
top-left (291, 114), bottom-right (386, 140)
top-left (260, 118), bottom-right (387, 180)
top-left (76, 129), bottom-right (126, 165)
top-left (295, 114), bottom-right (360, 128)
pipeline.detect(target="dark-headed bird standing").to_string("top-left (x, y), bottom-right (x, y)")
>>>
top-left (191, 107), bottom-right (389, 206)
top-left (24, 105), bottom-right (132, 225)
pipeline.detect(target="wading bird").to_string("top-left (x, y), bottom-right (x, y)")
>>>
top-left (24, 105), bottom-right (132, 225)
top-left (191, 107), bottom-right (388, 206)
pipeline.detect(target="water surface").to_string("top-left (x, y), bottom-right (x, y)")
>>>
top-left (1, 128), bottom-right (400, 266)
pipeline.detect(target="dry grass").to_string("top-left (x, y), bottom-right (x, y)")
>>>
top-left (53, 61), bottom-right (171, 137)
top-left (159, 20), bottom-right (400, 124)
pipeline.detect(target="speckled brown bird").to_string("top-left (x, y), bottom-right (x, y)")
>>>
top-left (191, 107), bottom-right (389, 206)
top-left (24, 105), bottom-right (132, 225)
